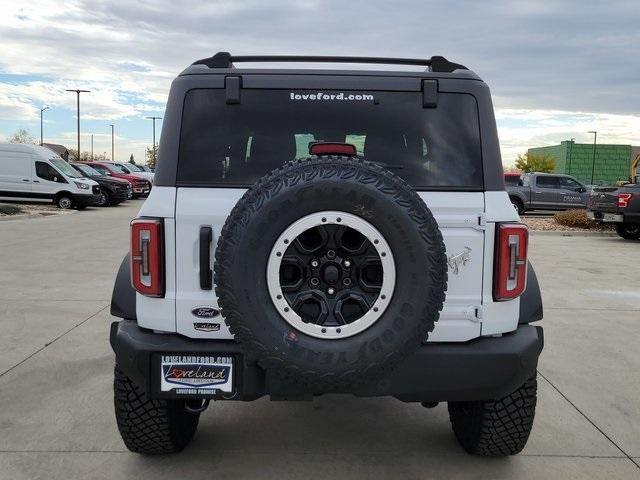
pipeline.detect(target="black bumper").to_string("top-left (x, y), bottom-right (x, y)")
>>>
top-left (589, 209), bottom-right (640, 224)
top-left (73, 193), bottom-right (101, 207)
top-left (110, 320), bottom-right (543, 402)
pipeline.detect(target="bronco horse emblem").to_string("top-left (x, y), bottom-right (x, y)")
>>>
top-left (447, 247), bottom-right (472, 275)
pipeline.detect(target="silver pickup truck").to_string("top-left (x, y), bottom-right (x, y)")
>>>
top-left (507, 172), bottom-right (589, 214)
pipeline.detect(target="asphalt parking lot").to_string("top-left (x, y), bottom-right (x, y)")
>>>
top-left (1, 201), bottom-right (639, 479)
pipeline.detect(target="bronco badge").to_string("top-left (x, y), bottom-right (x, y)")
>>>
top-left (447, 247), bottom-right (472, 275)
top-left (193, 322), bottom-right (220, 332)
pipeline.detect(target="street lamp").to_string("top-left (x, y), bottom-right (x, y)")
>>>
top-left (40, 106), bottom-right (49, 146)
top-left (91, 134), bottom-right (94, 161)
top-left (567, 138), bottom-right (575, 175)
top-left (146, 116), bottom-right (162, 166)
top-left (588, 131), bottom-right (597, 185)
top-left (65, 89), bottom-right (90, 160)
top-left (110, 124), bottom-right (115, 161)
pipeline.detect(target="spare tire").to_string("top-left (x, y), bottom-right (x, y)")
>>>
top-left (214, 156), bottom-right (447, 390)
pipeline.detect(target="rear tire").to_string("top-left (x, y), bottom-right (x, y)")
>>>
top-left (448, 377), bottom-right (537, 456)
top-left (114, 366), bottom-right (200, 454)
top-left (615, 223), bottom-right (640, 240)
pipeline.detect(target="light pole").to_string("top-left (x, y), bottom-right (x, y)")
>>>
top-left (146, 116), bottom-right (162, 166)
top-left (65, 89), bottom-right (90, 160)
top-left (588, 131), bottom-right (597, 184)
top-left (567, 138), bottom-right (575, 175)
top-left (91, 134), bottom-right (94, 161)
top-left (110, 124), bottom-right (115, 161)
top-left (40, 106), bottom-right (49, 145)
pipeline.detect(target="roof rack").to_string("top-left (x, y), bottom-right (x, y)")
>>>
top-left (192, 52), bottom-right (467, 73)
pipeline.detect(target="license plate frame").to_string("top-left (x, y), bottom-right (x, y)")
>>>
top-left (602, 213), bottom-right (622, 222)
top-left (157, 354), bottom-right (235, 397)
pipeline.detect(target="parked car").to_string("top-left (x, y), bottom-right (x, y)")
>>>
top-left (112, 162), bottom-right (155, 184)
top-left (588, 184), bottom-right (640, 239)
top-left (84, 161), bottom-right (151, 198)
top-left (110, 53), bottom-right (544, 457)
top-left (507, 172), bottom-right (589, 214)
top-left (0, 143), bottom-right (100, 209)
top-left (139, 165), bottom-right (155, 173)
top-left (71, 162), bottom-right (131, 207)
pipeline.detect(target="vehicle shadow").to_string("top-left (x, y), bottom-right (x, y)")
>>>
top-left (120, 396), bottom-right (518, 479)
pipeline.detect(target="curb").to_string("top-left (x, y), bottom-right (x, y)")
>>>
top-left (529, 229), bottom-right (617, 237)
top-left (0, 211), bottom-right (77, 222)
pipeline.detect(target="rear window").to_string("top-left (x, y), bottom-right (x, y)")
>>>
top-left (504, 174), bottom-right (521, 186)
top-left (178, 89), bottom-right (483, 189)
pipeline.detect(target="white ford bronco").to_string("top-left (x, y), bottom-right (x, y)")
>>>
top-left (110, 53), bottom-right (543, 456)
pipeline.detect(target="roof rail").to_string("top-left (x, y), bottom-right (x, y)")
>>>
top-left (192, 52), bottom-right (467, 73)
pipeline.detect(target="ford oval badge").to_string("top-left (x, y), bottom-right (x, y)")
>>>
top-left (191, 306), bottom-right (220, 319)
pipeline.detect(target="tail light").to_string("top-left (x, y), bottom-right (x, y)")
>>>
top-left (130, 218), bottom-right (164, 297)
top-left (494, 224), bottom-right (528, 301)
top-left (618, 193), bottom-right (632, 208)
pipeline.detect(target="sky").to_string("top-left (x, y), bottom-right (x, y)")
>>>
top-left (0, 0), bottom-right (639, 166)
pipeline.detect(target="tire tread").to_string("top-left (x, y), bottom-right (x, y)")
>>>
top-left (214, 156), bottom-right (448, 390)
top-left (448, 376), bottom-right (538, 456)
top-left (113, 366), bottom-right (199, 454)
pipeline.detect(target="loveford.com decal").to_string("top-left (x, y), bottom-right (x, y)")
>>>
top-left (289, 92), bottom-right (374, 101)
top-left (160, 355), bottom-right (233, 394)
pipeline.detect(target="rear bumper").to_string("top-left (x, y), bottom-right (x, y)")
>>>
top-left (73, 193), bottom-right (101, 207)
top-left (588, 210), bottom-right (640, 224)
top-left (110, 320), bottom-right (543, 402)
top-left (588, 210), bottom-right (623, 222)
top-left (132, 183), bottom-right (151, 196)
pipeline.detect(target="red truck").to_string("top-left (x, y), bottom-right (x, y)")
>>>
top-left (84, 161), bottom-right (151, 198)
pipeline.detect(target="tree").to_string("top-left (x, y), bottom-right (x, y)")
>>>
top-left (146, 146), bottom-right (158, 168)
top-left (503, 165), bottom-right (522, 173)
top-left (7, 129), bottom-right (36, 144)
top-left (68, 149), bottom-right (109, 162)
top-left (129, 154), bottom-right (135, 164)
top-left (515, 153), bottom-right (556, 173)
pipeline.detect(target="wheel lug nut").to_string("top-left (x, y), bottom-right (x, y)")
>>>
top-left (310, 277), bottom-right (320, 286)
top-left (327, 287), bottom-right (335, 295)
top-left (326, 250), bottom-right (336, 259)
top-left (343, 260), bottom-right (351, 268)
top-left (311, 260), bottom-right (319, 268)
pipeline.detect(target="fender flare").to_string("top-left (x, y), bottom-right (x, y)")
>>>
top-left (111, 254), bottom-right (136, 320)
top-left (519, 261), bottom-right (543, 324)
top-left (508, 193), bottom-right (525, 205)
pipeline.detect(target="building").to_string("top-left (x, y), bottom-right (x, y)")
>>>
top-left (528, 141), bottom-right (640, 185)
top-left (42, 143), bottom-right (71, 161)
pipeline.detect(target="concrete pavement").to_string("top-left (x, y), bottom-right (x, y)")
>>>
top-left (0, 201), bottom-right (639, 479)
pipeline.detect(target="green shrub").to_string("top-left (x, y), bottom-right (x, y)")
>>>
top-left (0, 204), bottom-right (23, 215)
top-left (554, 209), bottom-right (600, 229)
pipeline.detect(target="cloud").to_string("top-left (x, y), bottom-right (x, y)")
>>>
top-left (0, 0), bottom-right (639, 163)
top-left (497, 109), bottom-right (640, 165)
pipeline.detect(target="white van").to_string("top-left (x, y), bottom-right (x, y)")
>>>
top-left (0, 143), bottom-right (101, 209)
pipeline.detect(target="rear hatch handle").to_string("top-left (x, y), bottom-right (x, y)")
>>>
top-left (199, 226), bottom-right (213, 290)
